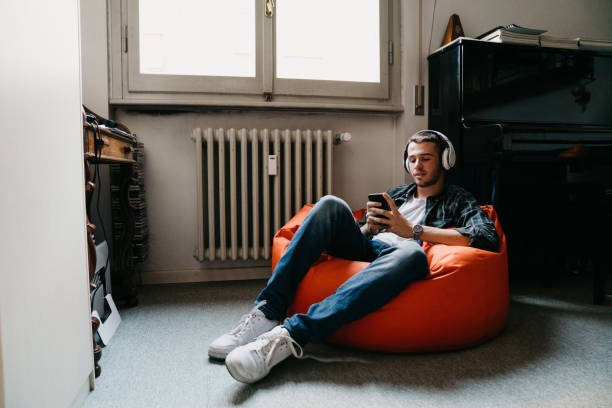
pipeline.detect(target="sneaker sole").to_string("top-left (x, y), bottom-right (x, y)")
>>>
top-left (207, 347), bottom-right (231, 361)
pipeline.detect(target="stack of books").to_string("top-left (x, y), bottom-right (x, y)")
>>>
top-left (478, 24), bottom-right (612, 52)
top-left (478, 24), bottom-right (546, 46)
top-left (540, 35), bottom-right (579, 50)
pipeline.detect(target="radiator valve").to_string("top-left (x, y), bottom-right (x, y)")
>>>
top-left (334, 132), bottom-right (352, 145)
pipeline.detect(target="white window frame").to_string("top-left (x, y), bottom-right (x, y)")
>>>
top-left (108, 0), bottom-right (402, 111)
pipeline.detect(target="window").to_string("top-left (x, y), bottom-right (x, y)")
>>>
top-left (108, 0), bottom-right (401, 111)
top-left (139, 0), bottom-right (256, 78)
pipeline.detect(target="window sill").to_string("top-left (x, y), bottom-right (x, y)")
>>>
top-left (109, 96), bottom-right (404, 113)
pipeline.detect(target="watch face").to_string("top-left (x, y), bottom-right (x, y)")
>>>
top-left (413, 224), bottom-right (423, 233)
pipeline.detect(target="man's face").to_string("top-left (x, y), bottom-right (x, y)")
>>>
top-left (407, 141), bottom-right (443, 187)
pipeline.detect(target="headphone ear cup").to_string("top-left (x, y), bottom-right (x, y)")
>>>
top-left (403, 148), bottom-right (411, 174)
top-left (441, 147), bottom-right (450, 170)
top-left (445, 144), bottom-right (456, 169)
top-left (433, 130), bottom-right (455, 170)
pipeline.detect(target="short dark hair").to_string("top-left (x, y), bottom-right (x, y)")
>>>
top-left (407, 130), bottom-right (447, 156)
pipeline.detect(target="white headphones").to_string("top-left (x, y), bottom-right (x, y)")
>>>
top-left (403, 130), bottom-right (456, 174)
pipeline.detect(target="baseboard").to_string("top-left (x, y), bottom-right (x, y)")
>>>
top-left (140, 267), bottom-right (272, 284)
top-left (70, 375), bottom-right (91, 408)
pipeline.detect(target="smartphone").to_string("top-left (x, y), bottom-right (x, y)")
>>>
top-left (368, 193), bottom-right (390, 220)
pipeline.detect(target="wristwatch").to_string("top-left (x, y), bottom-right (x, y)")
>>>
top-left (412, 224), bottom-right (423, 241)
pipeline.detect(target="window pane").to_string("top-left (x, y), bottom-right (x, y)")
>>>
top-left (276, 0), bottom-right (380, 83)
top-left (139, 0), bottom-right (255, 77)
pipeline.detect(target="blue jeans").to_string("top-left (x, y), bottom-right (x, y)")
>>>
top-left (256, 195), bottom-right (429, 346)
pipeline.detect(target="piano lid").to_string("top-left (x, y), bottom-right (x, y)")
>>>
top-left (459, 40), bottom-right (612, 129)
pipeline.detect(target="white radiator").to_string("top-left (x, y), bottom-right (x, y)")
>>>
top-left (192, 127), bottom-right (334, 262)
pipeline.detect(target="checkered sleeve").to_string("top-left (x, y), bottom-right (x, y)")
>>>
top-left (453, 191), bottom-right (500, 252)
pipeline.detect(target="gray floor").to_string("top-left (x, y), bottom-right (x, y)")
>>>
top-left (84, 274), bottom-right (612, 408)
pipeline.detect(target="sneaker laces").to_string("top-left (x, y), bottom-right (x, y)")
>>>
top-left (259, 329), bottom-right (304, 369)
top-left (228, 300), bottom-right (268, 337)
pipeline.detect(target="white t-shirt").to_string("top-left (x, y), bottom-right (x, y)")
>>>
top-left (372, 195), bottom-right (426, 247)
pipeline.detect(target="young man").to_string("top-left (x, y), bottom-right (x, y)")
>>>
top-left (208, 130), bottom-right (500, 383)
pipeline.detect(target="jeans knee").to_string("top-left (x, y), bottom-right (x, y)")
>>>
top-left (315, 195), bottom-right (348, 214)
top-left (393, 246), bottom-right (429, 279)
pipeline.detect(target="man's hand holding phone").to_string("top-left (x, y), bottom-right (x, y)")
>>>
top-left (364, 193), bottom-right (392, 235)
top-left (364, 192), bottom-right (414, 238)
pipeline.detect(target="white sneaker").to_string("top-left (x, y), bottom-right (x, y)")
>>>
top-left (208, 301), bottom-right (279, 360)
top-left (225, 325), bottom-right (303, 384)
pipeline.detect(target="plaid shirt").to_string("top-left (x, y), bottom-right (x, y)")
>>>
top-left (360, 183), bottom-right (500, 252)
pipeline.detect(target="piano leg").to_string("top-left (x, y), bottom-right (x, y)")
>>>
top-left (593, 257), bottom-right (608, 305)
top-left (592, 186), bottom-right (611, 305)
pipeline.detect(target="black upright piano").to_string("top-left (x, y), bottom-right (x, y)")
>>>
top-left (428, 38), bottom-right (611, 304)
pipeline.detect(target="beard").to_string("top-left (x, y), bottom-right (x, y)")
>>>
top-left (415, 166), bottom-right (443, 187)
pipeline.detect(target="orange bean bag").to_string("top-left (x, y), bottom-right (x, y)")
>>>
top-left (272, 204), bottom-right (508, 352)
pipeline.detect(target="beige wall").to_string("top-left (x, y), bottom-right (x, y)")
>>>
top-left (80, 0), bottom-right (109, 117)
top-left (425, 0), bottom-right (612, 49)
top-left (80, 0), bottom-right (612, 283)
top-left (0, 0), bottom-right (93, 407)
top-left (0, 322), bottom-right (3, 408)
top-left (114, 109), bottom-right (402, 281)
top-left (80, 0), bottom-right (115, 257)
